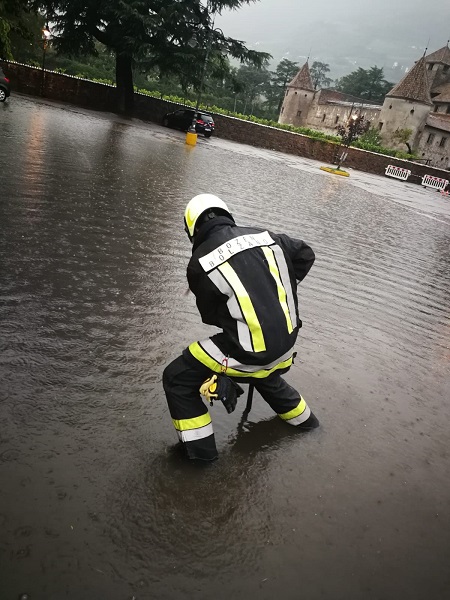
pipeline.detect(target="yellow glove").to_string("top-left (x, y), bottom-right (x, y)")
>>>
top-left (200, 374), bottom-right (219, 401)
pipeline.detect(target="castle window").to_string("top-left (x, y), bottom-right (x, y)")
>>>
top-left (378, 122), bottom-right (383, 130)
top-left (304, 94), bottom-right (307, 97)
top-left (434, 105), bottom-right (439, 112)
top-left (286, 90), bottom-right (289, 96)
top-left (322, 113), bottom-right (326, 122)
top-left (335, 115), bottom-right (339, 124)
top-left (410, 109), bottom-right (415, 114)
top-left (428, 63), bottom-right (434, 71)
top-left (297, 110), bottom-right (302, 117)
top-left (281, 106), bottom-right (284, 114)
top-left (389, 105), bottom-right (392, 109)
top-left (439, 137), bottom-right (447, 148)
top-left (446, 105), bottom-right (450, 114)
top-left (443, 65), bottom-right (449, 73)
top-left (426, 133), bottom-right (435, 145)
top-left (295, 91), bottom-right (298, 95)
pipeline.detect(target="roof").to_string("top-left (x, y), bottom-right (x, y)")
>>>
top-left (432, 82), bottom-right (450, 102)
top-left (317, 88), bottom-right (382, 107)
top-left (426, 114), bottom-right (450, 133)
top-left (287, 62), bottom-right (315, 91)
top-left (387, 56), bottom-right (432, 105)
top-left (425, 45), bottom-right (450, 66)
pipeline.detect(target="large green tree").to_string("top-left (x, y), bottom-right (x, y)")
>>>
top-left (233, 64), bottom-right (270, 114)
top-left (335, 66), bottom-right (392, 103)
top-left (268, 58), bottom-right (298, 112)
top-left (0, 0), bottom-right (37, 59)
top-left (33, 0), bottom-right (269, 113)
top-left (310, 60), bottom-right (332, 89)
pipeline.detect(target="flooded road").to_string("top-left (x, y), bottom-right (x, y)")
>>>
top-left (1, 95), bottom-right (449, 600)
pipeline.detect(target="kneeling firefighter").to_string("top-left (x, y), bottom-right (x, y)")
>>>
top-left (162, 194), bottom-right (319, 461)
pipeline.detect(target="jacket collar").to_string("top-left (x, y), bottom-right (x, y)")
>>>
top-left (192, 216), bottom-right (236, 250)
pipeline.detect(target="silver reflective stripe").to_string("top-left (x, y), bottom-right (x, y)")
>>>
top-left (208, 270), bottom-right (253, 351)
top-left (271, 245), bottom-right (298, 328)
top-left (199, 338), bottom-right (295, 373)
top-left (177, 423), bottom-right (214, 442)
top-left (199, 231), bottom-right (275, 272)
top-left (284, 405), bottom-right (311, 426)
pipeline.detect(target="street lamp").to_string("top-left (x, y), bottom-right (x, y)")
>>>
top-left (41, 25), bottom-right (51, 96)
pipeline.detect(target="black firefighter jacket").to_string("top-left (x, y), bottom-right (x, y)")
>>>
top-left (184, 216), bottom-right (315, 378)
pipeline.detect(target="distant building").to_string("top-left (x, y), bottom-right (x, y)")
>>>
top-left (379, 45), bottom-right (450, 169)
top-left (278, 61), bottom-right (382, 137)
top-left (278, 45), bottom-right (450, 169)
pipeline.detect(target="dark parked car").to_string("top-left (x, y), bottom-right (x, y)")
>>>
top-left (0, 67), bottom-right (11, 102)
top-left (163, 109), bottom-right (215, 137)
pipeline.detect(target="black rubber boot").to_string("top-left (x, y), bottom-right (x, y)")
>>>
top-left (298, 411), bottom-right (320, 430)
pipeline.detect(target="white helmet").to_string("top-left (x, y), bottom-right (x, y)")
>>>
top-left (184, 194), bottom-right (232, 241)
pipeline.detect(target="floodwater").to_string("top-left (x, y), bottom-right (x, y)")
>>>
top-left (1, 95), bottom-right (449, 600)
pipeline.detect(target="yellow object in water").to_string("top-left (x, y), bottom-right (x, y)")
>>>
top-left (319, 166), bottom-right (350, 177)
top-left (186, 131), bottom-right (198, 146)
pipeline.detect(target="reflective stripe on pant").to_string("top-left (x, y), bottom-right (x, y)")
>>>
top-left (163, 355), bottom-right (218, 461)
top-left (278, 397), bottom-right (311, 425)
top-left (252, 374), bottom-right (312, 426)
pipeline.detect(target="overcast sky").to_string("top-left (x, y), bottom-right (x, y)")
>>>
top-left (216, 0), bottom-right (450, 82)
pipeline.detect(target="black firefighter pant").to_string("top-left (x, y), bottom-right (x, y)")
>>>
top-left (162, 354), bottom-right (315, 461)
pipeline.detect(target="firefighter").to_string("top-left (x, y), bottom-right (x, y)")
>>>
top-left (163, 194), bottom-right (319, 461)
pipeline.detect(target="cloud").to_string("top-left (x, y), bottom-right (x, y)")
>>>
top-left (216, 0), bottom-right (449, 80)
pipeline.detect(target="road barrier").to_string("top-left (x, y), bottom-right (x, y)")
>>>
top-left (421, 174), bottom-right (449, 191)
top-left (384, 165), bottom-right (411, 181)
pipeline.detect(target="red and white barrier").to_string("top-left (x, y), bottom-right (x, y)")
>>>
top-left (385, 165), bottom-right (411, 181)
top-left (421, 174), bottom-right (449, 191)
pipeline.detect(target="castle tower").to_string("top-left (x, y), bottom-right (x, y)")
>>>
top-left (378, 55), bottom-right (432, 151)
top-left (424, 44), bottom-right (450, 89)
top-left (278, 62), bottom-right (315, 127)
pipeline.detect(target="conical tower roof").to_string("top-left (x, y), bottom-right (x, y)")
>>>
top-left (425, 45), bottom-right (450, 66)
top-left (387, 55), bottom-right (432, 105)
top-left (287, 62), bottom-right (315, 91)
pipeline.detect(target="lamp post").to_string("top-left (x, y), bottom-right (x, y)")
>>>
top-left (41, 25), bottom-right (51, 96)
top-left (319, 112), bottom-right (367, 177)
top-left (335, 112), bottom-right (359, 170)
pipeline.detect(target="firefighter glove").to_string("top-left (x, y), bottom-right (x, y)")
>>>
top-left (200, 373), bottom-right (244, 414)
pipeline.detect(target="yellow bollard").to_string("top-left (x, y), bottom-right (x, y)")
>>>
top-left (186, 131), bottom-right (198, 146)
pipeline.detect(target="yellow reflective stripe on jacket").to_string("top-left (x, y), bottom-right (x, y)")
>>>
top-left (278, 397), bottom-right (307, 421)
top-left (188, 342), bottom-right (293, 378)
top-left (262, 246), bottom-right (294, 334)
top-left (218, 262), bottom-right (266, 352)
top-left (172, 412), bottom-right (211, 431)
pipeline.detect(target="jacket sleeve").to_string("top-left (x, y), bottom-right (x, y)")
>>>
top-left (187, 263), bottom-right (224, 327)
top-left (273, 233), bottom-right (315, 283)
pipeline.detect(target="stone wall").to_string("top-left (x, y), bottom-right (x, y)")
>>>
top-left (379, 96), bottom-right (430, 152)
top-left (417, 125), bottom-right (450, 170)
top-left (2, 60), bottom-right (450, 184)
top-left (306, 102), bottom-right (381, 137)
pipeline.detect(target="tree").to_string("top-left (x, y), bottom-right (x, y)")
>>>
top-left (358, 126), bottom-right (383, 146)
top-left (335, 66), bottom-right (392, 103)
top-left (0, 0), bottom-right (37, 59)
top-left (268, 58), bottom-right (298, 113)
top-left (310, 61), bottom-right (332, 89)
top-left (234, 64), bottom-right (271, 115)
top-left (392, 128), bottom-right (413, 154)
top-left (335, 113), bottom-right (370, 168)
top-left (33, 0), bottom-right (270, 114)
